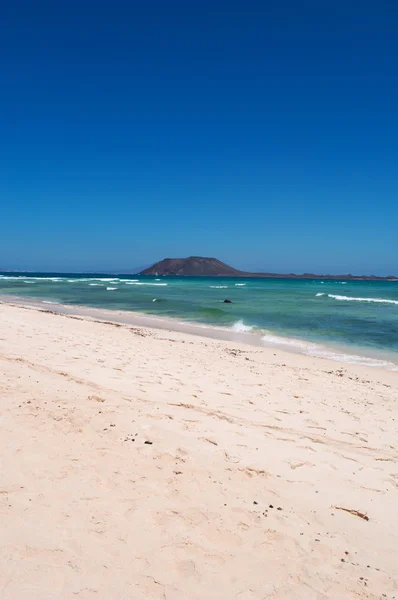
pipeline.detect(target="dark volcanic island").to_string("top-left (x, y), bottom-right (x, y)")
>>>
top-left (140, 256), bottom-right (397, 280)
top-left (141, 257), bottom-right (243, 277)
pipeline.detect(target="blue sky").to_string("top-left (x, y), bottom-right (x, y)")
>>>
top-left (1, 1), bottom-right (397, 274)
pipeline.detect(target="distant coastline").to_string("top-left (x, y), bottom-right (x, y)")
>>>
top-left (139, 256), bottom-right (398, 281)
top-left (1, 266), bottom-right (397, 282)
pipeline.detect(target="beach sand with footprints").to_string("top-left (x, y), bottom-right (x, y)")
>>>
top-left (0, 303), bottom-right (397, 599)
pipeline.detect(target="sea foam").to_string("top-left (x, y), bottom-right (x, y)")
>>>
top-left (262, 334), bottom-right (318, 350)
top-left (95, 278), bottom-right (119, 282)
top-left (0, 276), bottom-right (61, 281)
top-left (125, 282), bottom-right (168, 286)
top-left (261, 333), bottom-right (398, 370)
top-left (231, 320), bottom-right (253, 332)
top-left (328, 294), bottom-right (398, 305)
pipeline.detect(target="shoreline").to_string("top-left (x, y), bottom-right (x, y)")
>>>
top-left (1, 293), bottom-right (398, 371)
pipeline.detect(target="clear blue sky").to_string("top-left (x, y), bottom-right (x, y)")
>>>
top-left (1, 1), bottom-right (397, 274)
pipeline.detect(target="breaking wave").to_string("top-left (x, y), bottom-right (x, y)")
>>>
top-left (124, 282), bottom-right (168, 286)
top-left (328, 294), bottom-right (398, 305)
top-left (0, 276), bottom-right (62, 281)
top-left (231, 320), bottom-right (253, 332)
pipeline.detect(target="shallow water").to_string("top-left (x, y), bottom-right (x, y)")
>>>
top-left (1, 272), bottom-right (398, 367)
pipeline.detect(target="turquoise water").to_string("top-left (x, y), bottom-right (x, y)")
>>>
top-left (1, 272), bottom-right (398, 365)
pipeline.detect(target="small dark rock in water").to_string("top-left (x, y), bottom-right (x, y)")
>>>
top-left (144, 440), bottom-right (153, 445)
top-left (253, 501), bottom-right (258, 505)
top-left (269, 504), bottom-right (274, 509)
top-left (224, 299), bottom-right (232, 303)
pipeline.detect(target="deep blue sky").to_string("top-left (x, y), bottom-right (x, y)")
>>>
top-left (1, 1), bottom-right (397, 274)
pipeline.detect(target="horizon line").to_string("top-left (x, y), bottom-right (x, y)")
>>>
top-left (1, 268), bottom-right (397, 280)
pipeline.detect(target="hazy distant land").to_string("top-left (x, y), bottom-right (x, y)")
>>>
top-left (140, 256), bottom-right (397, 280)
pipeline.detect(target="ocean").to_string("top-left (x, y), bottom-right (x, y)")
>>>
top-left (1, 272), bottom-right (398, 369)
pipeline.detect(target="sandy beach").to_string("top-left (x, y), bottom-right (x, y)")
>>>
top-left (0, 301), bottom-right (397, 599)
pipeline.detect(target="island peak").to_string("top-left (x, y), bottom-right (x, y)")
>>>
top-left (139, 257), bottom-right (396, 280)
top-left (140, 256), bottom-right (242, 276)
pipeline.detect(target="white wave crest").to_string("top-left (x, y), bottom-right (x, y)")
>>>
top-left (235, 283), bottom-right (246, 286)
top-left (209, 285), bottom-right (228, 289)
top-left (0, 276), bottom-right (62, 281)
top-left (107, 287), bottom-right (117, 291)
top-left (94, 278), bottom-right (119, 282)
top-left (89, 283), bottom-right (103, 286)
top-left (42, 300), bottom-right (60, 305)
top-left (231, 320), bottom-right (253, 333)
top-left (328, 294), bottom-right (398, 305)
top-left (69, 278), bottom-right (119, 283)
top-left (315, 292), bottom-right (325, 297)
top-left (125, 282), bottom-right (168, 286)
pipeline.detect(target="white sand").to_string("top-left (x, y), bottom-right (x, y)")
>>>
top-left (0, 303), bottom-right (397, 599)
